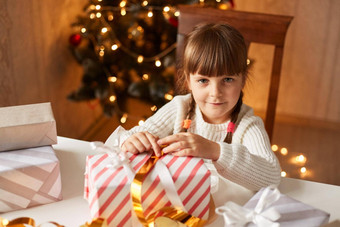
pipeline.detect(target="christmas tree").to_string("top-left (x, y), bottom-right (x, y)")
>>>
top-left (68, 0), bottom-right (234, 123)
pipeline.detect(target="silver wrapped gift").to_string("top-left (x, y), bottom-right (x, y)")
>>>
top-left (216, 186), bottom-right (330, 227)
top-left (0, 102), bottom-right (57, 152)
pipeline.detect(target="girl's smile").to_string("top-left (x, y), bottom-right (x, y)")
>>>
top-left (189, 73), bottom-right (244, 124)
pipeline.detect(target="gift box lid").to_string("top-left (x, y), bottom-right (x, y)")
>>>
top-left (0, 102), bottom-right (57, 152)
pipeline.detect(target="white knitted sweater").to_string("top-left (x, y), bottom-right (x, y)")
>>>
top-left (106, 94), bottom-right (281, 191)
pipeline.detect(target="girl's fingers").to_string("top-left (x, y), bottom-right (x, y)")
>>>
top-left (145, 132), bottom-right (161, 156)
top-left (135, 133), bottom-right (152, 151)
top-left (122, 142), bottom-right (139, 154)
top-left (171, 148), bottom-right (191, 157)
top-left (162, 141), bottom-right (187, 154)
top-left (158, 133), bottom-right (183, 146)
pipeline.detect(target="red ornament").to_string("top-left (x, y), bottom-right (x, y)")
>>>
top-left (69, 34), bottom-right (82, 46)
top-left (168, 17), bottom-right (178, 27)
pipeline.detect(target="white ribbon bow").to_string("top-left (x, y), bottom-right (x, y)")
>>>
top-left (215, 185), bottom-right (281, 227)
top-left (90, 141), bottom-right (135, 181)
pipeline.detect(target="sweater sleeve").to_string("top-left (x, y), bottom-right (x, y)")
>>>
top-left (213, 117), bottom-right (281, 191)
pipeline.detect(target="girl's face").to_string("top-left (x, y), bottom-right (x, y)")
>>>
top-left (188, 73), bottom-right (244, 124)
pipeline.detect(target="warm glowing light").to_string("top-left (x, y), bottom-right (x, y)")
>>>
top-left (138, 120), bottom-right (145, 126)
top-left (142, 1), bottom-right (148, 7)
top-left (101, 27), bottom-right (108, 33)
top-left (300, 167), bottom-right (307, 173)
top-left (2, 218), bottom-right (9, 226)
top-left (271, 144), bottom-right (278, 152)
top-left (108, 76), bottom-right (117, 82)
top-left (147, 10), bottom-right (153, 17)
top-left (155, 60), bottom-right (161, 67)
top-left (108, 14), bottom-right (114, 21)
top-left (164, 93), bottom-right (173, 101)
top-left (109, 95), bottom-right (116, 102)
top-left (247, 59), bottom-right (251, 65)
top-left (111, 44), bottom-right (118, 51)
top-left (151, 105), bottom-right (157, 111)
top-left (89, 5), bottom-right (96, 10)
top-left (90, 13), bottom-right (96, 19)
top-left (142, 74), bottom-right (149, 80)
top-left (281, 171), bottom-right (287, 177)
top-left (119, 0), bottom-right (127, 7)
top-left (295, 154), bottom-right (307, 164)
top-left (99, 50), bottom-right (104, 57)
top-left (120, 113), bottom-right (128, 123)
top-left (174, 11), bottom-right (180, 17)
top-left (280, 147), bottom-right (288, 156)
top-left (218, 3), bottom-right (229, 10)
top-left (216, 0), bottom-right (221, 2)
top-left (121, 8), bottom-right (126, 16)
top-left (95, 5), bottom-right (101, 10)
top-left (163, 6), bottom-right (170, 12)
top-left (200, 0), bottom-right (204, 3)
top-left (96, 12), bottom-right (102, 18)
top-left (137, 55), bottom-right (144, 63)
top-left (81, 27), bottom-right (86, 33)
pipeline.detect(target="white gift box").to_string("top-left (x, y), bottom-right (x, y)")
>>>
top-left (0, 146), bottom-right (62, 212)
top-left (216, 186), bottom-right (330, 227)
top-left (0, 102), bottom-right (57, 152)
top-left (84, 152), bottom-right (211, 227)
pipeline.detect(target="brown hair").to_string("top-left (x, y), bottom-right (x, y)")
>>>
top-left (178, 23), bottom-right (248, 143)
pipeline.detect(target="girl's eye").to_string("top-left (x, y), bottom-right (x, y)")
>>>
top-left (198, 79), bottom-right (208, 84)
top-left (224, 77), bottom-right (234, 83)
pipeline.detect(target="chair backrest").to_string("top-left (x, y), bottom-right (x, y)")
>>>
top-left (176, 5), bottom-right (293, 141)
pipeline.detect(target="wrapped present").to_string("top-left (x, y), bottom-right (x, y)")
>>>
top-left (216, 185), bottom-right (330, 227)
top-left (0, 102), bottom-right (57, 152)
top-left (84, 145), bottom-right (211, 227)
top-left (0, 146), bottom-right (62, 212)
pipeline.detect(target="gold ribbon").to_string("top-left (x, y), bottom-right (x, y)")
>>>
top-left (0, 217), bottom-right (63, 227)
top-left (80, 218), bottom-right (108, 227)
top-left (131, 152), bottom-right (208, 227)
top-left (0, 217), bottom-right (107, 227)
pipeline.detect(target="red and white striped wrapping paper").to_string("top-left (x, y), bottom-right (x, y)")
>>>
top-left (0, 146), bottom-right (62, 213)
top-left (84, 152), bottom-right (211, 227)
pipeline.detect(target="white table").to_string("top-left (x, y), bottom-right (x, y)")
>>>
top-left (1, 136), bottom-right (339, 226)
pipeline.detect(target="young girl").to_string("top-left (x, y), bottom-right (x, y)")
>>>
top-left (106, 23), bottom-right (281, 191)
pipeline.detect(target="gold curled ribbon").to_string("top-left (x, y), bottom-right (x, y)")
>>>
top-left (0, 217), bottom-right (64, 227)
top-left (80, 218), bottom-right (108, 227)
top-left (0, 217), bottom-right (108, 227)
top-left (131, 152), bottom-right (209, 227)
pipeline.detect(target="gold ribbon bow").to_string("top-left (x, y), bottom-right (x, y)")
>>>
top-left (131, 152), bottom-right (209, 227)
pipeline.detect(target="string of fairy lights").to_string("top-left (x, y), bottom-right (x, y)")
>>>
top-left (271, 144), bottom-right (311, 179)
top-left (78, 1), bottom-right (179, 124)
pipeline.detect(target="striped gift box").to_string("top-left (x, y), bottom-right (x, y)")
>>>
top-left (244, 187), bottom-right (330, 226)
top-left (84, 152), bottom-right (211, 227)
top-left (0, 146), bottom-right (62, 212)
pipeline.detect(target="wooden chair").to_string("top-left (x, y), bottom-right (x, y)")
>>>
top-left (176, 5), bottom-right (293, 142)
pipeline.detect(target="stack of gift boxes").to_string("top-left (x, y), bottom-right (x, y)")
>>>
top-left (0, 103), bottom-right (62, 213)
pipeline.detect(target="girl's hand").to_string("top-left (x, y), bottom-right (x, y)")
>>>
top-left (157, 132), bottom-right (220, 160)
top-left (121, 131), bottom-right (162, 157)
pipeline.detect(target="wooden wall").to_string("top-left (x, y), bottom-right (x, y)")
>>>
top-left (1, 0), bottom-right (339, 142)
top-left (0, 0), bottom-right (103, 139)
top-left (235, 0), bottom-right (340, 123)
